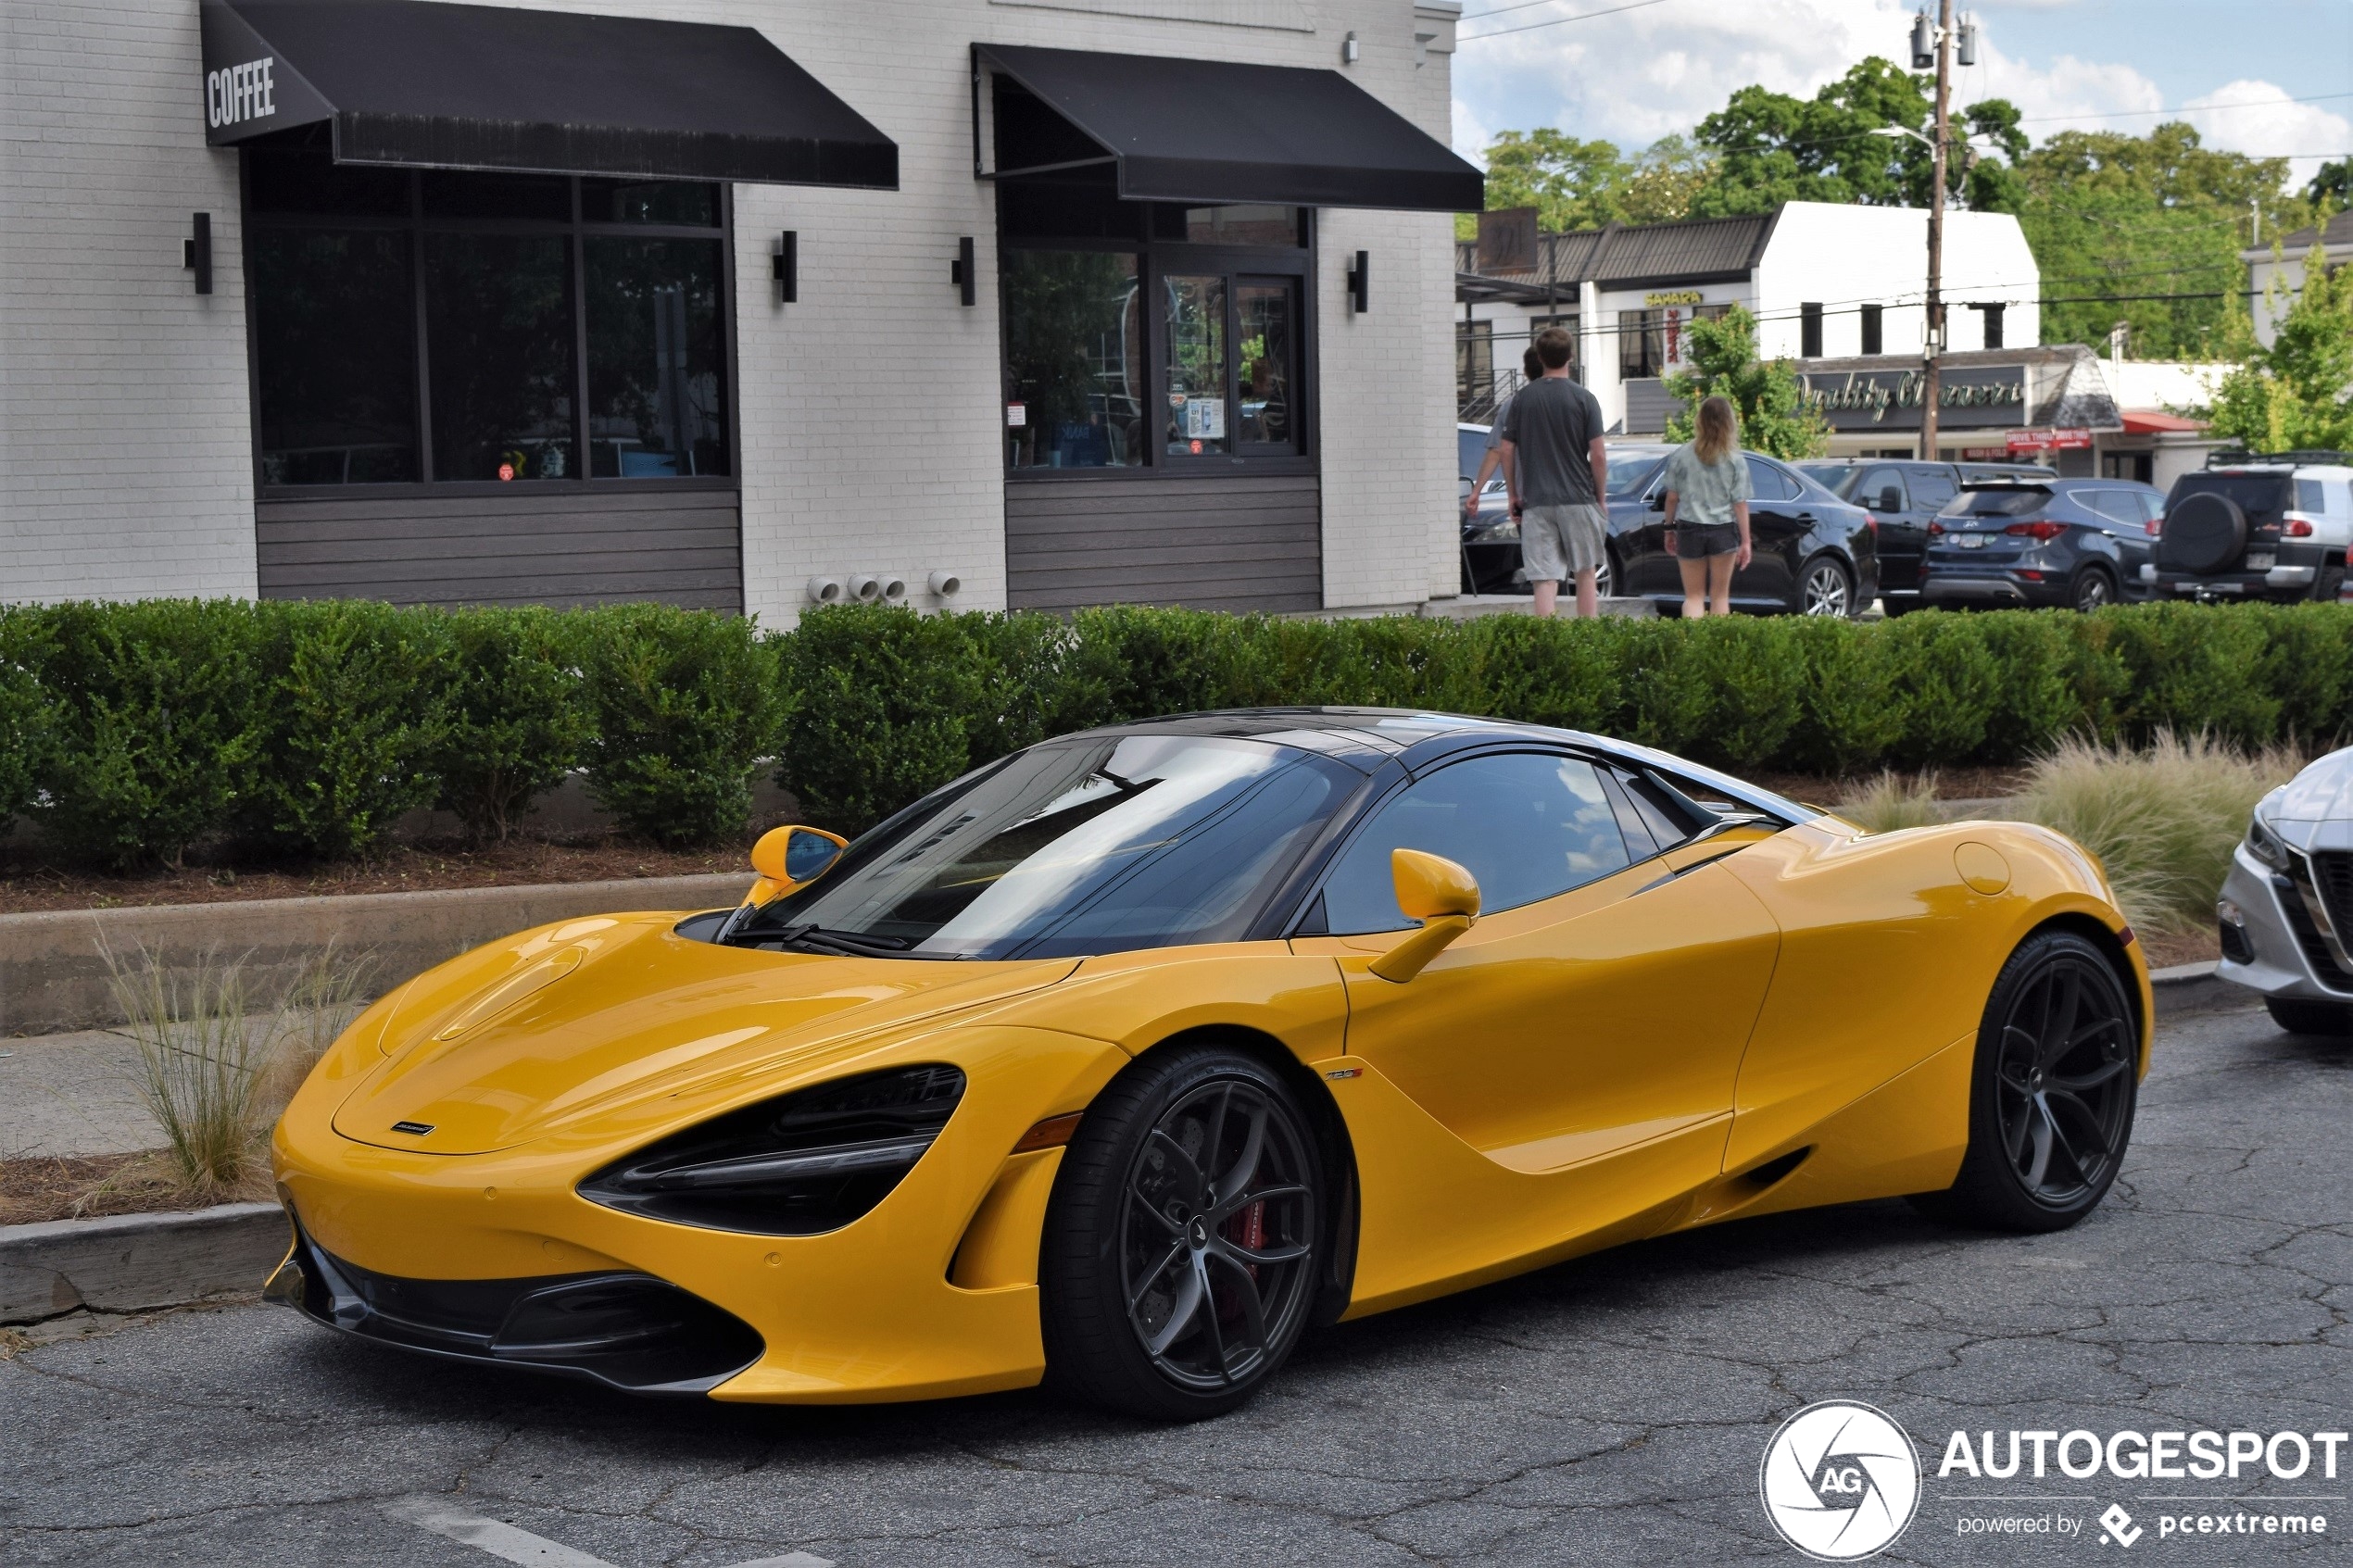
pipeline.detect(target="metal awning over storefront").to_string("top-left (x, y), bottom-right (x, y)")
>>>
top-left (198, 0), bottom-right (897, 187)
top-left (974, 43), bottom-right (1481, 212)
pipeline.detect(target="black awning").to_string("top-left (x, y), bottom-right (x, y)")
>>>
top-left (199, 0), bottom-right (896, 187)
top-left (975, 44), bottom-right (1481, 213)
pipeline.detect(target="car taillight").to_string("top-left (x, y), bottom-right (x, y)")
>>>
top-left (2004, 521), bottom-right (2067, 542)
top-left (2284, 515), bottom-right (2316, 537)
top-left (2145, 515), bottom-right (2163, 536)
top-left (1927, 521), bottom-right (1945, 536)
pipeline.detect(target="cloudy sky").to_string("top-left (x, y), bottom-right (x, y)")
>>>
top-left (1448, 0), bottom-right (2353, 188)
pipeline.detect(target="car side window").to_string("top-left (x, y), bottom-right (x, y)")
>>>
top-left (1909, 470), bottom-right (1958, 510)
top-left (2082, 489), bottom-right (2142, 526)
top-left (1744, 454), bottom-right (1800, 503)
top-left (1319, 753), bottom-right (1633, 935)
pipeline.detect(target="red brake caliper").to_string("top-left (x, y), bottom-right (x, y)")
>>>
top-left (1225, 1200), bottom-right (1265, 1280)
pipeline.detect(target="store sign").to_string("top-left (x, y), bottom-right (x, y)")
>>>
top-left (1799, 366), bottom-right (2026, 430)
top-left (1477, 207), bottom-right (1539, 274)
top-left (206, 56), bottom-right (275, 129)
top-left (2007, 427), bottom-right (2094, 452)
top-left (1644, 290), bottom-right (1705, 307)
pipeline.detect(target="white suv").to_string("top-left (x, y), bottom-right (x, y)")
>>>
top-left (2148, 451), bottom-right (2353, 603)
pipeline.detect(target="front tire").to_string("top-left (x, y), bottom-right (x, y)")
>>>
top-left (1040, 1045), bottom-right (1325, 1420)
top-left (2265, 996), bottom-right (2353, 1035)
top-left (1913, 930), bottom-right (2138, 1232)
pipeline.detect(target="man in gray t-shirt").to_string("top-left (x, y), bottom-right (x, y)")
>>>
top-left (1493, 328), bottom-right (1610, 616)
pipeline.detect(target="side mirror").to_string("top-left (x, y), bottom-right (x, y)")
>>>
top-left (747, 823), bottom-right (848, 906)
top-left (1370, 848), bottom-right (1480, 984)
top-left (1877, 485), bottom-right (1903, 513)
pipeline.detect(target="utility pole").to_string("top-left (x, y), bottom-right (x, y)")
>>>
top-left (1918, 0), bottom-right (1955, 462)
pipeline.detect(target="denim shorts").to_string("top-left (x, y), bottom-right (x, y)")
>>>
top-left (1671, 521), bottom-right (1743, 559)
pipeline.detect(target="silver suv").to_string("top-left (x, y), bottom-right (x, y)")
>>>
top-left (2219, 746), bottom-right (2353, 1035)
top-left (2149, 450), bottom-right (2353, 603)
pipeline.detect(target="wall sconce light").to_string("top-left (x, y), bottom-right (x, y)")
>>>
top-left (773, 231), bottom-right (797, 305)
top-left (1347, 249), bottom-right (1369, 315)
top-left (183, 212), bottom-right (212, 295)
top-left (1341, 31), bottom-right (1359, 65)
top-left (951, 236), bottom-right (975, 307)
top-left (806, 575), bottom-right (844, 604)
top-left (927, 570), bottom-right (963, 599)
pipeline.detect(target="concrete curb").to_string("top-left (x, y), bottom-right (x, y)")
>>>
top-left (2, 872), bottom-right (749, 1037)
top-left (2149, 959), bottom-right (2236, 1015)
top-left (0, 1202), bottom-right (286, 1325)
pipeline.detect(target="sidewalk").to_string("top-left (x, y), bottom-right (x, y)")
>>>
top-left (1, 1028), bottom-right (157, 1159)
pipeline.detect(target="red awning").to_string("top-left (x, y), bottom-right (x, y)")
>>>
top-left (2121, 410), bottom-right (2208, 433)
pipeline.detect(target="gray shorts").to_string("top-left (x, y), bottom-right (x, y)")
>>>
top-left (1518, 503), bottom-right (1607, 582)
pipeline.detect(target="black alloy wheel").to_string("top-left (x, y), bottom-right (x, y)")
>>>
top-left (1914, 929), bottom-right (2138, 1231)
top-left (2264, 996), bottom-right (2353, 1036)
top-left (2071, 565), bottom-right (2118, 612)
top-left (1041, 1045), bottom-right (1324, 1419)
top-left (1796, 557), bottom-right (1855, 618)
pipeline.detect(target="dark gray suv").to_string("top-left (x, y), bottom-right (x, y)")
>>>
top-left (1796, 458), bottom-right (2058, 615)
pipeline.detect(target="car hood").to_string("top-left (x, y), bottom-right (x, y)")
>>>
top-left (2271, 746), bottom-right (2353, 822)
top-left (331, 915), bottom-right (1078, 1154)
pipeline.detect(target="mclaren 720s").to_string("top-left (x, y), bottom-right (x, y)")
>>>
top-left (271, 709), bottom-right (2151, 1419)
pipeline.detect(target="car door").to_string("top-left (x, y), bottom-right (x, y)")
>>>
top-left (1854, 466), bottom-right (1913, 590)
top-left (1901, 466), bottom-right (1959, 589)
top-left (1733, 454), bottom-right (1806, 603)
top-left (1291, 750), bottom-right (1781, 1298)
top-left (2077, 487), bottom-right (2150, 581)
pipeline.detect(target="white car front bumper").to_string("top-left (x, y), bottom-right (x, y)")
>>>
top-left (2216, 843), bottom-right (2353, 1001)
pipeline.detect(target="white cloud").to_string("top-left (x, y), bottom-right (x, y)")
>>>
top-left (2181, 81), bottom-right (2352, 186)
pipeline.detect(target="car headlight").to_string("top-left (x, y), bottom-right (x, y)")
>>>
top-left (578, 1063), bottom-right (965, 1235)
top-left (2245, 810), bottom-right (2291, 871)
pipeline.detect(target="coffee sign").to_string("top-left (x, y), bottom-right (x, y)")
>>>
top-left (1800, 367), bottom-right (2026, 430)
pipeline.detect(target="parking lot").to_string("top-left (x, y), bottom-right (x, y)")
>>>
top-left (4, 989), bottom-right (2347, 1568)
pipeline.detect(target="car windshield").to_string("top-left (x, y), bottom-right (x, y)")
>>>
top-left (732, 734), bottom-right (1362, 960)
top-left (1944, 486), bottom-right (2051, 518)
top-left (1605, 452), bottom-right (1667, 498)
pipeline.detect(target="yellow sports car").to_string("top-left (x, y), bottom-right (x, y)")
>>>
top-left (271, 709), bottom-right (2150, 1419)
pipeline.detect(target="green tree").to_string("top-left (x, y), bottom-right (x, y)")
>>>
top-left (2205, 250), bottom-right (2353, 452)
top-left (1660, 304), bottom-right (1831, 459)
top-left (1690, 57), bottom-right (2021, 218)
top-left (1619, 134), bottom-right (1717, 223)
top-left (1478, 129), bottom-right (1636, 234)
top-left (2016, 124), bottom-right (2298, 358)
top-left (2308, 159), bottom-right (2352, 207)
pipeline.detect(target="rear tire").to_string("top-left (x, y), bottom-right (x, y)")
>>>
top-left (1795, 557), bottom-right (1855, 619)
top-left (1911, 930), bottom-right (2137, 1232)
top-left (2071, 566), bottom-right (2118, 612)
top-left (2265, 996), bottom-right (2353, 1035)
top-left (1040, 1044), bottom-right (1325, 1421)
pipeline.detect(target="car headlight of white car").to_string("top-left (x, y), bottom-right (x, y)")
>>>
top-left (2245, 809), bottom-right (2292, 872)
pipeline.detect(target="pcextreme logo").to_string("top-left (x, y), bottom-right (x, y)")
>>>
top-left (1759, 1401), bottom-right (1923, 1561)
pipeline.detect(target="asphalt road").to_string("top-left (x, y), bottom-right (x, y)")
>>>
top-left (5, 991), bottom-right (2347, 1567)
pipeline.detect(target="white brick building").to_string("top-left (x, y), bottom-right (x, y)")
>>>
top-left (1, 0), bottom-right (1477, 621)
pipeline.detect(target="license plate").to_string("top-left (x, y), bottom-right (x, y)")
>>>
top-left (2246, 551), bottom-right (2276, 570)
top-left (1956, 534), bottom-right (1989, 549)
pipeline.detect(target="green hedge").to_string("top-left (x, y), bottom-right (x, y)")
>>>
top-left (1, 598), bottom-right (2348, 866)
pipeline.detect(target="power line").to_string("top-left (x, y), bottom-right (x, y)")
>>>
top-left (2014, 91), bottom-right (2353, 126)
top-left (1459, 0), bottom-right (1676, 42)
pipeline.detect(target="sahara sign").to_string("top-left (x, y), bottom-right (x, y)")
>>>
top-left (1799, 367), bottom-right (2026, 430)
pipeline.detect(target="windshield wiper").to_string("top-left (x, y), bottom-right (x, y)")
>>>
top-left (758, 923), bottom-right (918, 959)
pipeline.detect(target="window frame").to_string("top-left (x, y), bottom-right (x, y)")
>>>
top-left (996, 205), bottom-right (1318, 483)
top-left (238, 148), bottom-right (741, 500)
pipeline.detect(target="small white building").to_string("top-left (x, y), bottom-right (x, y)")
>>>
top-left (2246, 210), bottom-right (2353, 348)
top-left (1455, 200), bottom-right (2042, 444)
top-left (1, 0), bottom-right (1480, 621)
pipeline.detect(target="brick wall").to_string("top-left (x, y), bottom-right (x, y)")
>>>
top-left (2, 0), bottom-right (1460, 618)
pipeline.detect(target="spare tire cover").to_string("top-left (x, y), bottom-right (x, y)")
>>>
top-left (2161, 490), bottom-right (2246, 573)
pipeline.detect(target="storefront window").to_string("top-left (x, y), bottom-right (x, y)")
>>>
top-left (1238, 282), bottom-right (1295, 447)
top-left (1164, 275), bottom-right (1229, 457)
top-left (997, 171), bottom-right (1310, 475)
top-left (241, 135), bottom-right (730, 488)
top-left (585, 238), bottom-right (728, 477)
top-left (1001, 252), bottom-right (1144, 469)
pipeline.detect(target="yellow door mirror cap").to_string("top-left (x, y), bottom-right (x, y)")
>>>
top-left (749, 824), bottom-right (849, 897)
top-left (1391, 847), bottom-right (1480, 922)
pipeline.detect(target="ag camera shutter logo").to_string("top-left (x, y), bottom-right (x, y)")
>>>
top-left (1759, 1400), bottom-right (1922, 1560)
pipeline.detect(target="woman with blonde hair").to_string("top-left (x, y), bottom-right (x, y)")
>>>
top-left (1661, 395), bottom-right (1752, 618)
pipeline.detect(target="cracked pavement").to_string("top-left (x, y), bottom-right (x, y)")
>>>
top-left (4, 994), bottom-right (2347, 1566)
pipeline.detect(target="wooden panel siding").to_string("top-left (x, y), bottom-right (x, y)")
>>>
top-left (255, 489), bottom-right (741, 610)
top-left (1005, 473), bottom-right (1320, 614)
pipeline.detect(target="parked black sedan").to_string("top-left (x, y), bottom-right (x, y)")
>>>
top-left (1795, 458), bottom-right (2057, 615)
top-left (1458, 429), bottom-right (1670, 597)
top-left (1607, 449), bottom-right (1879, 617)
top-left (1919, 478), bottom-right (2167, 610)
